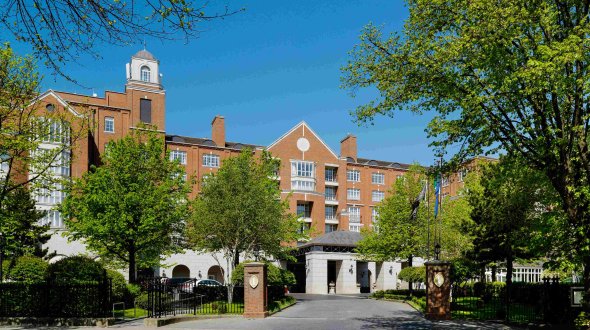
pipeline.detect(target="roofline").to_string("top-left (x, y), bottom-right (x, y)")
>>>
top-left (34, 90), bottom-right (84, 118)
top-left (267, 121), bottom-right (339, 159)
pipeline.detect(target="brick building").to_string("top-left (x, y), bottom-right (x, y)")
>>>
top-left (36, 50), bottom-right (476, 293)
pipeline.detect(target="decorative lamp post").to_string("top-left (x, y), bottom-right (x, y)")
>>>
top-left (434, 243), bottom-right (441, 261)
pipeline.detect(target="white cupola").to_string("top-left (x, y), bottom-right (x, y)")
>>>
top-left (126, 49), bottom-right (162, 89)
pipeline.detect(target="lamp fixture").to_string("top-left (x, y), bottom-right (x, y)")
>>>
top-left (349, 264), bottom-right (354, 274)
top-left (434, 243), bottom-right (441, 260)
top-left (198, 270), bottom-right (202, 279)
top-left (389, 266), bottom-right (393, 275)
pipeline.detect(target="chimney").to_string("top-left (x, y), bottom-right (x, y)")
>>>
top-left (340, 134), bottom-right (357, 160)
top-left (211, 115), bottom-right (225, 147)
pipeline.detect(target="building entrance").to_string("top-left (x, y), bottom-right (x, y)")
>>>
top-left (327, 260), bottom-right (337, 293)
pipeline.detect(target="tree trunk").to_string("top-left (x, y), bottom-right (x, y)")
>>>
top-left (505, 254), bottom-right (513, 320)
top-left (227, 250), bottom-right (240, 304)
top-left (584, 256), bottom-right (590, 311)
top-left (480, 265), bottom-right (486, 283)
top-left (129, 247), bottom-right (137, 284)
top-left (491, 265), bottom-right (497, 282)
top-left (408, 255), bottom-right (413, 296)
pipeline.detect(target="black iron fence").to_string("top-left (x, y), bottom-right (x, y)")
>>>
top-left (146, 278), bottom-right (245, 318)
top-left (0, 278), bottom-right (111, 317)
top-left (146, 277), bottom-right (290, 318)
top-left (451, 278), bottom-right (580, 325)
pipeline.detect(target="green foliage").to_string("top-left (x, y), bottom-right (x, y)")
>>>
top-left (126, 283), bottom-right (142, 298)
top-left (107, 269), bottom-right (128, 303)
top-left (575, 311), bottom-right (590, 330)
top-left (188, 149), bottom-right (300, 279)
top-left (371, 289), bottom-right (426, 300)
top-left (356, 165), bottom-right (472, 263)
top-left (46, 256), bottom-right (105, 282)
top-left (231, 261), bottom-right (296, 286)
top-left (342, 0), bottom-right (590, 306)
top-left (135, 292), bottom-right (149, 310)
top-left (398, 266), bottom-right (426, 283)
top-left (268, 295), bottom-right (296, 314)
top-left (7, 256), bottom-right (48, 282)
top-left (465, 158), bottom-right (558, 281)
top-left (450, 258), bottom-right (479, 283)
top-left (61, 128), bottom-right (191, 282)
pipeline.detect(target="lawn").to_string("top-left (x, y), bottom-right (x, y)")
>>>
top-left (451, 296), bottom-right (543, 324)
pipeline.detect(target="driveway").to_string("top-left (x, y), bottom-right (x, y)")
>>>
top-left (161, 293), bottom-right (518, 330)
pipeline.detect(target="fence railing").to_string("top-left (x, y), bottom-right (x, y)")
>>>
top-left (451, 278), bottom-right (580, 325)
top-left (0, 279), bottom-right (111, 317)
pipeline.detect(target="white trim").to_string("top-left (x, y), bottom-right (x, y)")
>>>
top-left (267, 121), bottom-right (339, 159)
top-left (325, 163), bottom-right (340, 167)
top-left (34, 90), bottom-right (83, 117)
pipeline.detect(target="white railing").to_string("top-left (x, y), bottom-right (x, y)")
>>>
top-left (349, 224), bottom-right (363, 232)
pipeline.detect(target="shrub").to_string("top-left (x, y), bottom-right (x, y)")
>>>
top-left (46, 255), bottom-right (106, 283)
top-left (371, 289), bottom-right (426, 300)
top-left (231, 261), bottom-right (296, 286)
top-left (107, 269), bottom-right (127, 303)
top-left (135, 292), bottom-right (149, 310)
top-left (398, 266), bottom-right (426, 283)
top-left (575, 311), bottom-right (590, 330)
top-left (7, 256), bottom-right (48, 282)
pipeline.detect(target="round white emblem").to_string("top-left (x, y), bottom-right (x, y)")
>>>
top-left (249, 275), bottom-right (259, 289)
top-left (297, 138), bottom-right (310, 152)
top-left (434, 272), bottom-right (445, 288)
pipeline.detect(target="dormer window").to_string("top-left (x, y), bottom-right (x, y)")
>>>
top-left (140, 66), bottom-right (151, 82)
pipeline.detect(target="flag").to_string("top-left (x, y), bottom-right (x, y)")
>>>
top-left (410, 182), bottom-right (427, 219)
top-left (434, 175), bottom-right (441, 219)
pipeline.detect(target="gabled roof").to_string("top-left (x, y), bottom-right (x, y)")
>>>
top-left (267, 121), bottom-right (339, 159)
top-left (34, 90), bottom-right (83, 117)
top-left (298, 231), bottom-right (362, 248)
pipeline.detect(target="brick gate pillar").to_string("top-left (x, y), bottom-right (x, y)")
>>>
top-left (243, 262), bottom-right (268, 318)
top-left (425, 260), bottom-right (451, 320)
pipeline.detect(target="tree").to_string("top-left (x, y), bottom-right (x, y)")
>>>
top-left (2, 1), bottom-right (241, 82)
top-left (0, 186), bottom-right (50, 260)
top-left (187, 149), bottom-right (300, 291)
top-left (0, 44), bottom-right (87, 274)
top-left (60, 128), bottom-right (191, 283)
top-left (466, 157), bottom-right (557, 289)
top-left (342, 0), bottom-right (590, 304)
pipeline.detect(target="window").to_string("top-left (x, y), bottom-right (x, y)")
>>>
top-left (371, 208), bottom-right (379, 222)
top-left (347, 169), bottom-right (360, 182)
top-left (203, 154), bottom-right (220, 167)
top-left (297, 202), bottom-right (312, 218)
top-left (325, 186), bottom-right (337, 201)
top-left (291, 160), bottom-right (315, 178)
top-left (325, 167), bottom-right (337, 182)
top-left (140, 99), bottom-right (152, 123)
top-left (0, 153), bottom-right (9, 174)
top-left (349, 224), bottom-right (363, 232)
top-left (140, 66), bottom-right (151, 82)
top-left (442, 176), bottom-right (450, 187)
top-left (33, 181), bottom-right (66, 205)
top-left (292, 180), bottom-right (315, 191)
top-left (325, 224), bottom-right (337, 233)
top-left (347, 188), bottom-right (360, 200)
top-left (348, 206), bottom-right (360, 223)
top-left (104, 117), bottom-right (114, 133)
top-left (41, 210), bottom-right (63, 229)
top-left (325, 206), bottom-right (337, 220)
top-left (170, 150), bottom-right (187, 164)
top-left (458, 168), bottom-right (468, 182)
top-left (38, 118), bottom-right (70, 145)
top-left (372, 190), bottom-right (385, 202)
top-left (372, 172), bottom-right (385, 185)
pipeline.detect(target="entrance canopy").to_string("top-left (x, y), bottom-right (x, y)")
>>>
top-left (294, 231), bottom-right (362, 256)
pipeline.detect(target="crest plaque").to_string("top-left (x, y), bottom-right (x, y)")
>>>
top-left (249, 274), bottom-right (259, 289)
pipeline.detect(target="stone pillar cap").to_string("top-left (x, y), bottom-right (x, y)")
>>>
top-left (244, 262), bottom-right (266, 267)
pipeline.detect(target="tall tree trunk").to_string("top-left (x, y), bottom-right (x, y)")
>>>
top-left (408, 255), bottom-right (413, 296)
top-left (491, 265), bottom-right (497, 282)
top-left (227, 249), bottom-right (240, 304)
top-left (129, 247), bottom-right (137, 284)
top-left (480, 265), bottom-right (486, 283)
top-left (505, 254), bottom-right (513, 320)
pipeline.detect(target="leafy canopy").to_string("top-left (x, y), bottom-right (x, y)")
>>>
top-left (60, 128), bottom-right (191, 282)
top-left (188, 149), bottom-right (300, 273)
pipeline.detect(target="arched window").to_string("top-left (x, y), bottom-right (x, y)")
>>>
top-left (140, 66), bottom-right (151, 82)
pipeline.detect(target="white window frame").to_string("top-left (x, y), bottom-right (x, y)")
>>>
top-left (442, 176), bottom-right (450, 187)
top-left (372, 190), bottom-right (385, 202)
top-left (291, 160), bottom-right (315, 178)
top-left (348, 206), bottom-right (361, 223)
top-left (372, 172), bottom-right (385, 185)
top-left (371, 207), bottom-right (379, 222)
top-left (291, 179), bottom-right (315, 191)
top-left (203, 153), bottom-right (220, 168)
top-left (170, 150), bottom-right (187, 165)
top-left (347, 188), bottom-right (360, 200)
top-left (140, 66), bottom-right (151, 82)
top-left (347, 169), bottom-right (360, 182)
top-left (325, 186), bottom-right (337, 201)
top-left (104, 116), bottom-right (115, 133)
top-left (325, 205), bottom-right (337, 220)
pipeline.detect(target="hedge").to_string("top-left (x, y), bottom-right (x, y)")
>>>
top-left (46, 256), bottom-right (106, 282)
top-left (231, 261), bottom-right (295, 286)
top-left (7, 256), bottom-right (48, 282)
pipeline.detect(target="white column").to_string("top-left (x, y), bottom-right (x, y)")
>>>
top-left (305, 252), bottom-right (328, 294)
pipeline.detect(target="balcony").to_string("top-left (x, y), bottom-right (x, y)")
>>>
top-left (325, 169), bottom-right (338, 186)
top-left (325, 194), bottom-right (338, 205)
top-left (325, 216), bottom-right (339, 225)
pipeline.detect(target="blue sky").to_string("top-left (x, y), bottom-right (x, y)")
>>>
top-left (11, 0), bottom-right (440, 165)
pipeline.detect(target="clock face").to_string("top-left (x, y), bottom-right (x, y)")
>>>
top-left (249, 275), bottom-right (259, 289)
top-left (434, 272), bottom-right (445, 288)
top-left (297, 138), bottom-right (310, 152)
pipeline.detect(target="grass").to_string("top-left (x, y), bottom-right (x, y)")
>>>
top-left (124, 307), bottom-right (148, 318)
top-left (268, 296), bottom-right (296, 315)
top-left (196, 301), bottom-right (244, 314)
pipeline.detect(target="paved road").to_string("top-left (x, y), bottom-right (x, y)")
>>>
top-left (161, 294), bottom-right (517, 330)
